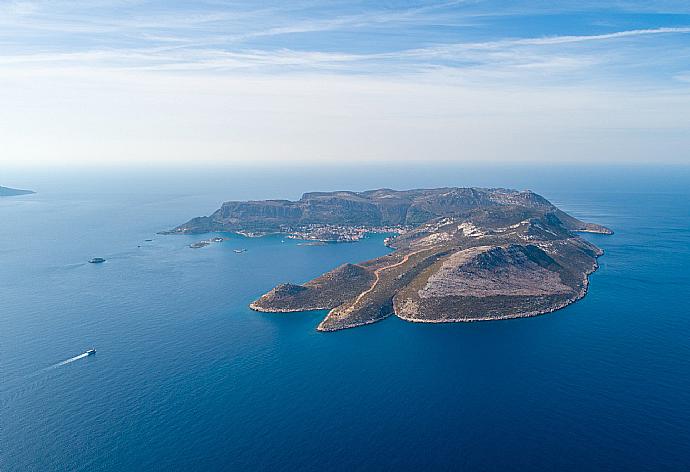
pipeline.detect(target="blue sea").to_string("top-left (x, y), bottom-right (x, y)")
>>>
top-left (2, 165), bottom-right (689, 471)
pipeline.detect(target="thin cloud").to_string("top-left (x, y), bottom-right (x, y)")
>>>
top-left (1, 26), bottom-right (688, 82)
top-left (503, 27), bottom-right (690, 46)
top-left (400, 27), bottom-right (690, 57)
top-left (0, 1), bottom-right (471, 41)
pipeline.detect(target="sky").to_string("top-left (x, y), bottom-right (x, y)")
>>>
top-left (1, 0), bottom-right (689, 167)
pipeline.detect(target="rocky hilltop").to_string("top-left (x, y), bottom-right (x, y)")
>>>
top-left (170, 187), bottom-right (612, 331)
top-left (167, 187), bottom-right (611, 235)
top-left (0, 186), bottom-right (34, 197)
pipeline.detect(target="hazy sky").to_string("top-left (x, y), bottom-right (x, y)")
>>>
top-left (1, 0), bottom-right (689, 166)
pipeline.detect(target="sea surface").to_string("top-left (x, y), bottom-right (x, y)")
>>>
top-left (1, 165), bottom-right (689, 471)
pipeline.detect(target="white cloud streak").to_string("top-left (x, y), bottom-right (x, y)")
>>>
top-left (2, 3), bottom-right (690, 166)
top-left (1, 27), bottom-right (688, 74)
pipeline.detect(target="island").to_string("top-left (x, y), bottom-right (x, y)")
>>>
top-left (0, 185), bottom-right (34, 197)
top-left (189, 237), bottom-right (225, 249)
top-left (166, 187), bottom-right (612, 331)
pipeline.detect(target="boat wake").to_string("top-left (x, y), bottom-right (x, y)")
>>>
top-left (51, 352), bottom-right (90, 368)
top-left (44, 349), bottom-right (96, 370)
top-left (1, 350), bottom-right (96, 401)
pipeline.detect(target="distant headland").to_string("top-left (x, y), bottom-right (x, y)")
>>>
top-left (0, 186), bottom-right (35, 197)
top-left (167, 187), bottom-right (612, 331)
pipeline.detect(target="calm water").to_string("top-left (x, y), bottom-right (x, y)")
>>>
top-left (1, 165), bottom-right (689, 471)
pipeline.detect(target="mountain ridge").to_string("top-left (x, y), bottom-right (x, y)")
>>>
top-left (166, 187), bottom-right (612, 235)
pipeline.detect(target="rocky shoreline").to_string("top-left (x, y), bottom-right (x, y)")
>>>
top-left (395, 259), bottom-right (599, 324)
top-left (172, 187), bottom-right (611, 332)
top-left (249, 303), bottom-right (330, 313)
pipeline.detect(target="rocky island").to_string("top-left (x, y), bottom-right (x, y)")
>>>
top-left (168, 187), bottom-right (612, 331)
top-left (0, 185), bottom-right (34, 197)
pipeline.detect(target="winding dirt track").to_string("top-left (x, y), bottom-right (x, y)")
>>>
top-left (346, 248), bottom-right (431, 310)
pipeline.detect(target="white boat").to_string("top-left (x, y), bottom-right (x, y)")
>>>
top-left (85, 348), bottom-right (96, 356)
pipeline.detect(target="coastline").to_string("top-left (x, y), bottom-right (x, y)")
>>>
top-left (249, 303), bottom-right (330, 313)
top-left (258, 251), bottom-right (603, 331)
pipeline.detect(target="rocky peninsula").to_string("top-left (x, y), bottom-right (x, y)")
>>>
top-left (0, 186), bottom-right (34, 197)
top-left (169, 187), bottom-right (612, 331)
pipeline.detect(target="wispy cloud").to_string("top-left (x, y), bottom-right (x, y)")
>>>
top-left (0, 1), bottom-right (472, 43)
top-left (397, 27), bottom-right (690, 57)
top-left (2, 25), bottom-right (689, 87)
top-left (230, 1), bottom-right (476, 40)
top-left (2, 1), bottom-right (690, 166)
top-left (496, 27), bottom-right (690, 46)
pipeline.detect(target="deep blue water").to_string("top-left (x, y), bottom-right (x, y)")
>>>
top-left (2, 165), bottom-right (690, 471)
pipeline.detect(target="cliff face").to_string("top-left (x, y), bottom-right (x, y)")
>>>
top-left (169, 187), bottom-right (612, 331)
top-left (166, 187), bottom-right (613, 235)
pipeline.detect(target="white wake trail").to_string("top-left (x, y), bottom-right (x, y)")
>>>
top-left (1, 351), bottom-right (95, 399)
top-left (48, 352), bottom-right (91, 369)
